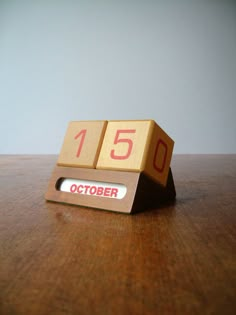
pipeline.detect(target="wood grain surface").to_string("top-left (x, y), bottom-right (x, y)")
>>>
top-left (0, 155), bottom-right (236, 315)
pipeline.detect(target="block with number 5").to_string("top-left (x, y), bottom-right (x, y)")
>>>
top-left (96, 120), bottom-right (174, 186)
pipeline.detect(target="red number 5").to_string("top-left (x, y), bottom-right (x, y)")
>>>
top-left (110, 129), bottom-right (136, 160)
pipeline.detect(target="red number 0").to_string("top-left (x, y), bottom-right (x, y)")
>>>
top-left (110, 129), bottom-right (136, 160)
top-left (74, 129), bottom-right (87, 157)
top-left (153, 139), bottom-right (168, 173)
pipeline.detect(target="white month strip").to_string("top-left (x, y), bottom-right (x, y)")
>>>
top-left (59, 178), bottom-right (127, 200)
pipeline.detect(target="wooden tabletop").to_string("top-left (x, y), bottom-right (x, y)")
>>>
top-left (0, 155), bottom-right (236, 315)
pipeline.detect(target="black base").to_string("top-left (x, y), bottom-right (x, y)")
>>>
top-left (131, 168), bottom-right (176, 213)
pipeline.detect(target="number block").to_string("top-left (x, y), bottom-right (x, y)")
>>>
top-left (96, 120), bottom-right (174, 186)
top-left (57, 121), bottom-right (107, 168)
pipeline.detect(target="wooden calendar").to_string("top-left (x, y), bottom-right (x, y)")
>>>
top-left (45, 120), bottom-right (176, 213)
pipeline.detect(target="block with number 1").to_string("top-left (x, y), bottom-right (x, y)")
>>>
top-left (57, 121), bottom-right (107, 168)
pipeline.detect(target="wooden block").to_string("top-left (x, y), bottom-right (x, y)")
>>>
top-left (45, 166), bottom-right (176, 214)
top-left (57, 120), bottom-right (107, 168)
top-left (144, 121), bottom-right (174, 186)
top-left (96, 120), bottom-right (152, 171)
top-left (96, 120), bottom-right (174, 186)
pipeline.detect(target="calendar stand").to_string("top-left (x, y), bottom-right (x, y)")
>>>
top-left (45, 166), bottom-right (176, 214)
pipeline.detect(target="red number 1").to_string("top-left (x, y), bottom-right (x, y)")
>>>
top-left (110, 129), bottom-right (136, 160)
top-left (74, 129), bottom-right (87, 157)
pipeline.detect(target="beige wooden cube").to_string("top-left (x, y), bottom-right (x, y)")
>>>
top-left (58, 120), bottom-right (107, 168)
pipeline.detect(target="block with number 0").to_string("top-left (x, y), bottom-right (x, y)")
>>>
top-left (96, 120), bottom-right (174, 186)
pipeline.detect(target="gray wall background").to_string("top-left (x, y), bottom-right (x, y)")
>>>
top-left (0, 0), bottom-right (236, 154)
